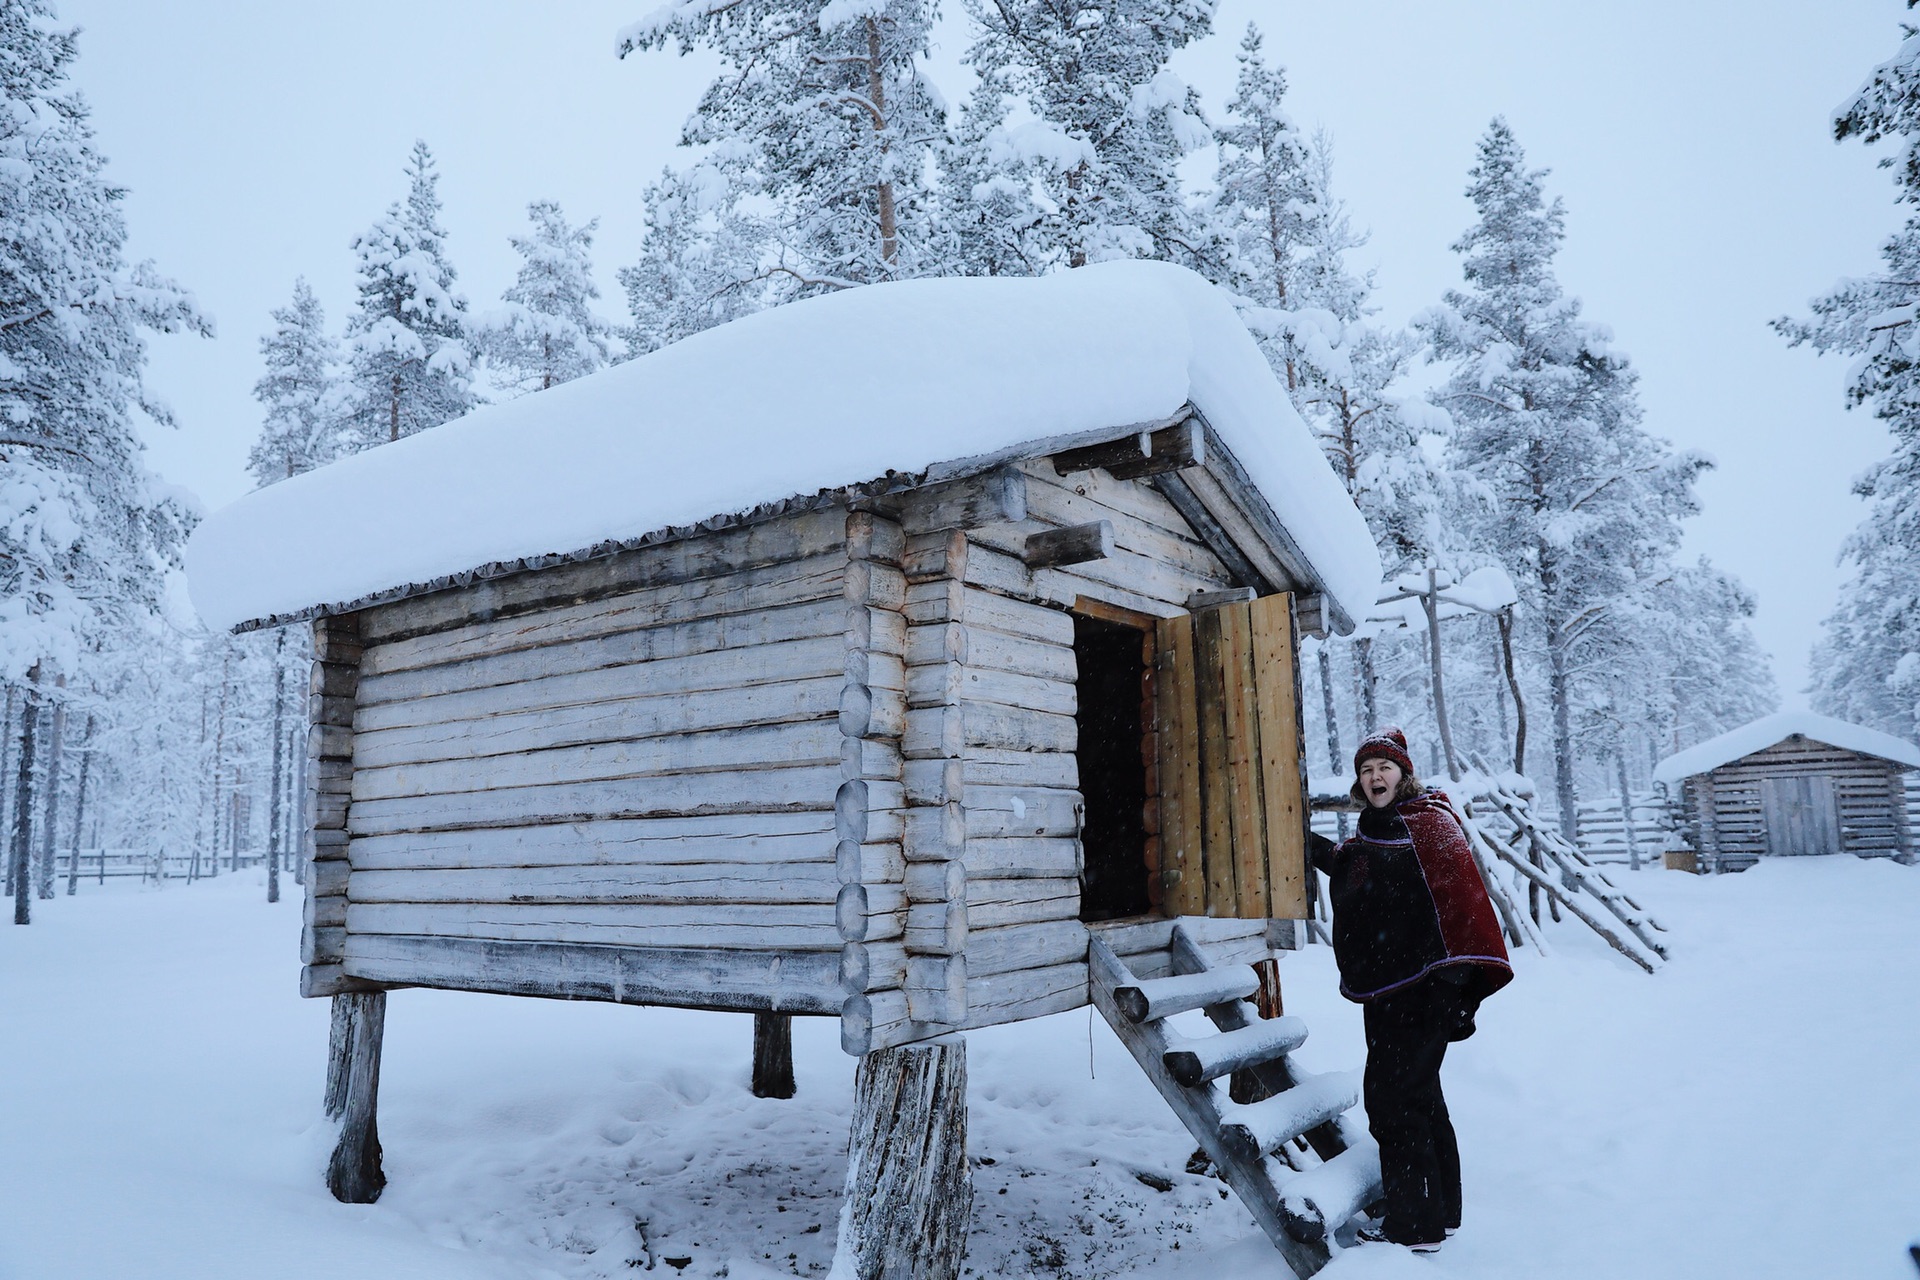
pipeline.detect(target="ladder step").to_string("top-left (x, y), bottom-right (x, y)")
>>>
top-left (1278, 1138), bottom-right (1383, 1244)
top-left (1219, 1071), bottom-right (1360, 1162)
top-left (1163, 1015), bottom-right (1309, 1087)
top-left (1112, 967), bottom-right (1260, 1023)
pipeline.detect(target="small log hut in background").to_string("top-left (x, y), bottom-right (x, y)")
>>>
top-left (187, 265), bottom-right (1380, 1278)
top-left (1655, 711), bottom-right (1920, 873)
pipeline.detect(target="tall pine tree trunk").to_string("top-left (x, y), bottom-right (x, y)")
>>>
top-left (36, 675), bottom-right (64, 899)
top-left (67, 713), bottom-right (93, 895)
top-left (1317, 646), bottom-right (1348, 839)
top-left (1422, 569), bottom-right (1461, 780)
top-left (267, 630), bottom-right (287, 904)
top-left (1353, 636), bottom-right (1379, 731)
top-left (863, 17), bottom-right (898, 269)
top-left (10, 667), bottom-right (40, 925)
top-left (1, 685), bottom-right (15, 899)
top-left (1498, 607), bottom-right (1527, 774)
top-left (1546, 612), bottom-right (1579, 847)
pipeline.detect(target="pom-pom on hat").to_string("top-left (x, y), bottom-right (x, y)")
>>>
top-left (1354, 726), bottom-right (1414, 777)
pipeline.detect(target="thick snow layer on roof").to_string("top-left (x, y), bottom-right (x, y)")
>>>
top-left (185, 261), bottom-right (1380, 632)
top-left (1652, 711), bottom-right (1920, 784)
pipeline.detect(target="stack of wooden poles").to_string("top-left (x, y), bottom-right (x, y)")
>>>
top-left (1452, 774), bottom-right (1669, 974)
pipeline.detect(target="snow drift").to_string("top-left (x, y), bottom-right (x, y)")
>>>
top-left (185, 261), bottom-right (1380, 632)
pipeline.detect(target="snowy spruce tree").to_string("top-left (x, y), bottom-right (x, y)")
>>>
top-left (475, 201), bottom-right (612, 395)
top-left (957, 0), bottom-right (1219, 271)
top-left (1419, 120), bottom-right (1728, 836)
top-left (1776, 18), bottom-right (1920, 735)
top-left (341, 140), bottom-right (476, 446)
top-left (0, 0), bottom-right (208, 920)
top-left (248, 278), bottom-right (343, 484)
top-left (933, 69), bottom-right (1044, 277)
top-left (618, 0), bottom-right (945, 292)
top-left (1207, 37), bottom-right (1457, 764)
top-left (618, 167), bottom-right (770, 358)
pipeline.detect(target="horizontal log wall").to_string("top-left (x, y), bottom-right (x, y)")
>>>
top-left (339, 509), bottom-right (850, 986)
top-left (1689, 739), bottom-right (1913, 870)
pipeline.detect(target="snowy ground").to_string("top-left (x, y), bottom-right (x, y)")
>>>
top-left (2, 858), bottom-right (1916, 1280)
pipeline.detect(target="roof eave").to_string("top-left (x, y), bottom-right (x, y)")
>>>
top-left (227, 402), bottom-right (1353, 636)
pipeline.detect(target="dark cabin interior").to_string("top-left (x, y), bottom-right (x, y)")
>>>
top-left (1073, 612), bottom-right (1151, 922)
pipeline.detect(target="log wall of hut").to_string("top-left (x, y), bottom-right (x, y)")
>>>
top-left (301, 446), bottom-right (1308, 1057)
top-left (1678, 737), bottom-right (1914, 873)
top-left (315, 506), bottom-right (855, 1014)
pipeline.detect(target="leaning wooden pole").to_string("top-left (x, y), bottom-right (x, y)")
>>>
top-left (326, 990), bottom-right (387, 1203)
top-left (837, 1040), bottom-right (971, 1280)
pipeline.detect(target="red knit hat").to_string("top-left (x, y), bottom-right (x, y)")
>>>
top-left (1354, 726), bottom-right (1414, 777)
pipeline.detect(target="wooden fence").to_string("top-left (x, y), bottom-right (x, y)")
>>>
top-left (51, 848), bottom-right (268, 883)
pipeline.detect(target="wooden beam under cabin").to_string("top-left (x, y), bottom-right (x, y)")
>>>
top-left (1051, 416), bottom-right (1204, 480)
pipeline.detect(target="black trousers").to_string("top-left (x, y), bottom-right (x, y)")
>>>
top-left (1362, 976), bottom-right (1463, 1245)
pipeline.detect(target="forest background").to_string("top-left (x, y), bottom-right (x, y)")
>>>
top-left (2, 0), bottom-right (1910, 895)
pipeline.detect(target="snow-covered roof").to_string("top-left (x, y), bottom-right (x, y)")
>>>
top-left (185, 261), bottom-right (1380, 634)
top-left (1652, 711), bottom-right (1920, 785)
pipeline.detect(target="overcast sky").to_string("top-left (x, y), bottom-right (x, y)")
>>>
top-left (59, 0), bottom-right (1907, 705)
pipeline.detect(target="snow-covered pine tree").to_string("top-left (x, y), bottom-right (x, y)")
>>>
top-left (1420, 119), bottom-right (1715, 838)
top-left (248, 278), bottom-right (343, 484)
top-left (475, 200), bottom-right (613, 395)
top-left (0, 0), bottom-right (210, 920)
top-left (959, 0), bottom-right (1218, 271)
top-left (341, 141), bottom-right (475, 446)
top-left (1775, 16), bottom-right (1920, 736)
top-left (933, 70), bottom-right (1044, 277)
top-left (619, 166), bottom-right (772, 358)
top-left (1207, 47), bottom-right (1456, 766)
top-left (618, 0), bottom-right (944, 291)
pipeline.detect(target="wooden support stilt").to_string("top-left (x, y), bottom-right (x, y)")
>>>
top-left (752, 1011), bottom-right (796, 1099)
top-left (325, 991), bottom-right (387, 1204)
top-left (837, 1039), bottom-right (971, 1280)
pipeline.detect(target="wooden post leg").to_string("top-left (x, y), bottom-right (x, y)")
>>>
top-left (752, 1012), bottom-right (796, 1099)
top-left (325, 991), bottom-right (387, 1204)
top-left (838, 1040), bottom-right (971, 1280)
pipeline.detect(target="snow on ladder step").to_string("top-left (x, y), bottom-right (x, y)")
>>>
top-left (1112, 966), bottom-right (1260, 1023)
top-left (1219, 1070), bottom-right (1361, 1161)
top-left (1279, 1139), bottom-right (1384, 1244)
top-left (1163, 1015), bottom-right (1310, 1087)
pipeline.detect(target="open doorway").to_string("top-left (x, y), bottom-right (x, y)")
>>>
top-left (1074, 611), bottom-right (1152, 921)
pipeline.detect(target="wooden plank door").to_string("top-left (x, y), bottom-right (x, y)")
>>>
top-left (1762, 776), bottom-right (1840, 856)
top-left (1154, 594), bottom-right (1309, 920)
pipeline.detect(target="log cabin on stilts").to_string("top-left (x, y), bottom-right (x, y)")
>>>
top-left (186, 261), bottom-right (1387, 1278)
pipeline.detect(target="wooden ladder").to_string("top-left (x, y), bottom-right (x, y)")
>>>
top-left (1088, 924), bottom-right (1383, 1278)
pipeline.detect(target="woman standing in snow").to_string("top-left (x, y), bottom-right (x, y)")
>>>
top-left (1310, 728), bottom-right (1512, 1252)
